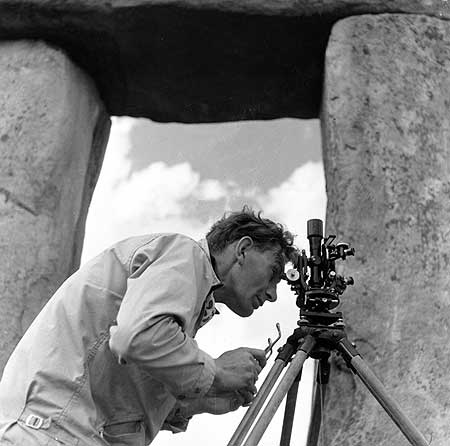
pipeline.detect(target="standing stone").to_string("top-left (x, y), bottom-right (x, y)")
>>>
top-left (320, 14), bottom-right (450, 446)
top-left (0, 40), bottom-right (110, 373)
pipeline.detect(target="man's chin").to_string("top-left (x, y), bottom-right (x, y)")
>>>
top-left (241, 307), bottom-right (254, 318)
top-left (233, 306), bottom-right (254, 318)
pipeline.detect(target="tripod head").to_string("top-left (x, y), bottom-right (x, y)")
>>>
top-left (283, 219), bottom-right (355, 327)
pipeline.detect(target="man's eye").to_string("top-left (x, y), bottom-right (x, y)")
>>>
top-left (271, 267), bottom-right (281, 282)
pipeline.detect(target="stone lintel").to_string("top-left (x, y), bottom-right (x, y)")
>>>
top-left (0, 1), bottom-right (447, 122)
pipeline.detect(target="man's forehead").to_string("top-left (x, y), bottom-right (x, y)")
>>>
top-left (252, 243), bottom-right (286, 268)
top-left (269, 247), bottom-right (286, 270)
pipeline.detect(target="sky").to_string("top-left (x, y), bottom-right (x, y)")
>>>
top-left (82, 116), bottom-right (327, 446)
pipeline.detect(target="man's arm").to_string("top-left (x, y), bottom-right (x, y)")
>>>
top-left (108, 234), bottom-right (265, 400)
top-left (109, 234), bottom-right (217, 398)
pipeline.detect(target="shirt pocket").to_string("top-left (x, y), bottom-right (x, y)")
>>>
top-left (102, 420), bottom-right (145, 446)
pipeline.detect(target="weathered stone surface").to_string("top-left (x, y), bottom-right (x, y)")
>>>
top-left (0, 40), bottom-right (110, 372)
top-left (321, 14), bottom-right (450, 445)
top-left (0, 1), bottom-right (447, 122)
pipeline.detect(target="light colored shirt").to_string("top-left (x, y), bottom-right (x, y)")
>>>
top-left (0, 233), bottom-right (221, 445)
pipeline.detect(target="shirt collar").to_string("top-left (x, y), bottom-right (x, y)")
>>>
top-left (197, 238), bottom-right (222, 318)
top-left (197, 238), bottom-right (223, 290)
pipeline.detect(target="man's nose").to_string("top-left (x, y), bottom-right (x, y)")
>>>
top-left (265, 286), bottom-right (277, 302)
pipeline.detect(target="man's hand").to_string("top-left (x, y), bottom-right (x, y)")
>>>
top-left (173, 348), bottom-right (266, 420)
top-left (211, 347), bottom-right (266, 395)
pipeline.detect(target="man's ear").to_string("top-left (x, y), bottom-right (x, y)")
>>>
top-left (235, 236), bottom-right (254, 265)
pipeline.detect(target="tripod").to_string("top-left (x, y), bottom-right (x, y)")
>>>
top-left (227, 311), bottom-right (430, 446)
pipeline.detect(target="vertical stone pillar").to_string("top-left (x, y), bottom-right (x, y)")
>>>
top-left (320, 14), bottom-right (450, 446)
top-left (0, 41), bottom-right (110, 372)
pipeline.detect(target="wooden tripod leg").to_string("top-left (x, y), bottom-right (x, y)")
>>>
top-left (227, 359), bottom-right (286, 446)
top-left (279, 368), bottom-right (302, 446)
top-left (242, 336), bottom-right (316, 446)
top-left (338, 338), bottom-right (429, 446)
top-left (306, 357), bottom-right (330, 446)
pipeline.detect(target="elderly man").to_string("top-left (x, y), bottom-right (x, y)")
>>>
top-left (0, 208), bottom-right (296, 445)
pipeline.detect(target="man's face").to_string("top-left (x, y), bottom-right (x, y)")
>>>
top-left (222, 241), bottom-right (284, 317)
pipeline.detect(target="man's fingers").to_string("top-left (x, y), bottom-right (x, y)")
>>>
top-left (245, 348), bottom-right (267, 367)
top-left (229, 390), bottom-right (252, 411)
top-left (230, 398), bottom-right (241, 411)
top-left (237, 389), bottom-right (256, 406)
top-left (230, 397), bottom-right (241, 410)
top-left (213, 347), bottom-right (267, 394)
top-left (245, 366), bottom-right (260, 387)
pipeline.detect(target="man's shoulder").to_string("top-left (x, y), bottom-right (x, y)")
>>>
top-left (111, 233), bottom-right (208, 263)
top-left (114, 232), bottom-right (200, 250)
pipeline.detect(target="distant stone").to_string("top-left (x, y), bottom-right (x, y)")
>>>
top-left (0, 1), bottom-right (446, 122)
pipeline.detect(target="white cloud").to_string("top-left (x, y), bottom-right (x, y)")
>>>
top-left (194, 178), bottom-right (228, 201)
top-left (83, 117), bottom-right (327, 446)
top-left (112, 161), bottom-right (200, 221)
top-left (258, 161), bottom-right (327, 246)
top-left (84, 119), bottom-right (213, 261)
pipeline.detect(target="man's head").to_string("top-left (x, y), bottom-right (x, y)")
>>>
top-left (207, 207), bottom-right (297, 317)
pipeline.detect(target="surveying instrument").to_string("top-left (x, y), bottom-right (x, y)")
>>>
top-left (227, 219), bottom-right (429, 446)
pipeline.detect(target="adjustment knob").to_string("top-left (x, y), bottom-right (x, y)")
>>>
top-left (286, 269), bottom-right (300, 281)
top-left (345, 276), bottom-right (354, 286)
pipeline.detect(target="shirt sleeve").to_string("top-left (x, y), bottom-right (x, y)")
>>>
top-left (109, 234), bottom-right (216, 399)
